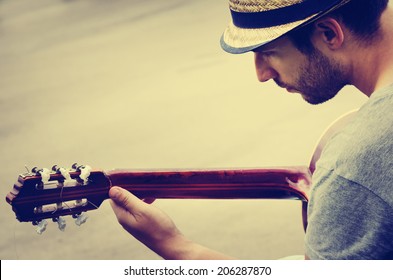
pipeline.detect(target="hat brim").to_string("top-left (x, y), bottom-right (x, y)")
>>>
top-left (221, 15), bottom-right (314, 54)
top-left (221, 0), bottom-right (351, 54)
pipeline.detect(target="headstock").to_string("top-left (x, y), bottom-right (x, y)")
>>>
top-left (6, 164), bottom-right (111, 234)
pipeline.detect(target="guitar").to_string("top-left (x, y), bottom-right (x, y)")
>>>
top-left (5, 111), bottom-right (357, 234)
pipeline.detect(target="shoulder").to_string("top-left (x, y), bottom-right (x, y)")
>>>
top-left (306, 167), bottom-right (393, 259)
top-left (316, 87), bottom-right (393, 205)
top-left (305, 86), bottom-right (393, 259)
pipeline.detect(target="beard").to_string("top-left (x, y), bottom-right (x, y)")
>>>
top-left (276, 48), bottom-right (348, 105)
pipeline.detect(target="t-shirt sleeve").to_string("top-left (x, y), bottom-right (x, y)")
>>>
top-left (305, 167), bottom-right (393, 260)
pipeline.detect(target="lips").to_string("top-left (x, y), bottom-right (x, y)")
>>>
top-left (274, 79), bottom-right (300, 93)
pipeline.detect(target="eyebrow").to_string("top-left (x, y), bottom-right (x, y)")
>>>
top-left (252, 45), bottom-right (278, 53)
top-left (252, 39), bottom-right (280, 52)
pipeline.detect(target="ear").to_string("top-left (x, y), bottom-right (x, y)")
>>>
top-left (313, 17), bottom-right (345, 50)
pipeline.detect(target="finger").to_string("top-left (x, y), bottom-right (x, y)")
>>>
top-left (109, 186), bottom-right (144, 212)
top-left (109, 198), bottom-right (126, 215)
top-left (285, 177), bottom-right (296, 187)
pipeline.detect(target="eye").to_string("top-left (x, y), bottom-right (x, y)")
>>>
top-left (262, 51), bottom-right (275, 57)
top-left (253, 48), bottom-right (276, 58)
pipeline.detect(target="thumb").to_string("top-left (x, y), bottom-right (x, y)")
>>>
top-left (109, 186), bottom-right (142, 212)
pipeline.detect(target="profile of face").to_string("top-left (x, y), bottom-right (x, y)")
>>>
top-left (254, 36), bottom-right (348, 105)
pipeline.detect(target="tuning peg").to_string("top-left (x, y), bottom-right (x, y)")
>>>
top-left (32, 167), bottom-right (51, 184)
top-left (71, 163), bottom-right (82, 170)
top-left (52, 165), bottom-right (72, 181)
top-left (31, 167), bottom-right (41, 174)
top-left (53, 217), bottom-right (66, 231)
top-left (73, 213), bottom-right (88, 226)
top-left (33, 220), bottom-right (48, 235)
top-left (79, 166), bottom-right (92, 184)
top-left (71, 163), bottom-right (92, 184)
top-left (51, 165), bottom-right (60, 172)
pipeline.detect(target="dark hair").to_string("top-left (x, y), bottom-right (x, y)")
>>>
top-left (288, 0), bottom-right (389, 53)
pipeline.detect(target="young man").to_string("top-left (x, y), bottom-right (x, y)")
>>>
top-left (109, 0), bottom-right (393, 259)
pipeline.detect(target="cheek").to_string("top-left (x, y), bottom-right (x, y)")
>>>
top-left (286, 58), bottom-right (309, 81)
top-left (278, 63), bottom-right (301, 83)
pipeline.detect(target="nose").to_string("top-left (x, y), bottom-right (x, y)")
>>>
top-left (254, 52), bottom-right (278, 82)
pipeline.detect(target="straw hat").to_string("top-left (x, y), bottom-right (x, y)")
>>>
top-left (221, 0), bottom-right (352, 54)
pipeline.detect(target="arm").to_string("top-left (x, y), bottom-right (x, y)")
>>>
top-left (109, 186), bottom-right (234, 260)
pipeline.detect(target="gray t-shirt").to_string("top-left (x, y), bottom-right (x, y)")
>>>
top-left (305, 84), bottom-right (393, 259)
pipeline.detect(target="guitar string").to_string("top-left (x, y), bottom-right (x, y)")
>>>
top-left (87, 200), bottom-right (99, 209)
top-left (50, 179), bottom-right (99, 217)
top-left (51, 181), bottom-right (72, 215)
top-left (12, 169), bottom-right (97, 259)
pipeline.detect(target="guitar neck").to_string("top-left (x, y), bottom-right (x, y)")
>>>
top-left (105, 166), bottom-right (311, 201)
top-left (7, 166), bottom-right (311, 224)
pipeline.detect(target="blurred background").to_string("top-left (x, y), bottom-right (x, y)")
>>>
top-left (0, 0), bottom-right (366, 260)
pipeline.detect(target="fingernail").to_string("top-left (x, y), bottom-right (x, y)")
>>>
top-left (109, 187), bottom-right (121, 199)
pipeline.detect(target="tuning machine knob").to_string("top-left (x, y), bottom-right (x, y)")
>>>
top-left (52, 165), bottom-right (72, 181)
top-left (31, 167), bottom-right (51, 184)
top-left (33, 220), bottom-right (48, 235)
top-left (72, 163), bottom-right (92, 184)
top-left (73, 212), bottom-right (88, 226)
top-left (53, 217), bottom-right (66, 231)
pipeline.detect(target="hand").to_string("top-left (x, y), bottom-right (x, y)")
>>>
top-left (109, 186), bottom-right (235, 260)
top-left (109, 186), bottom-right (183, 257)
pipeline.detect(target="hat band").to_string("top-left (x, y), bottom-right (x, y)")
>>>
top-left (231, 0), bottom-right (342, 29)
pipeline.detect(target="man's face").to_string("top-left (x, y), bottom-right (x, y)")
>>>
top-left (254, 36), bottom-right (348, 104)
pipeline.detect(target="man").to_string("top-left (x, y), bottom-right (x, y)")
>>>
top-left (109, 0), bottom-right (393, 259)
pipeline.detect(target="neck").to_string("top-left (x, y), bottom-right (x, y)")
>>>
top-left (350, 5), bottom-right (393, 96)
